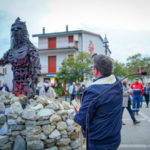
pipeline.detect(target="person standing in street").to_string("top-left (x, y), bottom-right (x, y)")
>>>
top-left (40, 80), bottom-right (56, 99)
top-left (144, 82), bottom-right (150, 108)
top-left (130, 77), bottom-right (144, 115)
top-left (0, 83), bottom-right (10, 92)
top-left (69, 82), bottom-right (77, 104)
top-left (65, 84), bottom-right (69, 101)
top-left (74, 41), bottom-right (123, 150)
top-left (78, 84), bottom-right (86, 104)
top-left (122, 80), bottom-right (140, 125)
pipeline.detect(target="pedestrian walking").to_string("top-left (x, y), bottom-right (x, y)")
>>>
top-left (69, 82), bottom-right (77, 104)
top-left (65, 84), bottom-right (69, 101)
top-left (130, 77), bottom-right (144, 115)
top-left (74, 41), bottom-right (123, 150)
top-left (144, 82), bottom-right (150, 108)
top-left (122, 80), bottom-right (140, 125)
top-left (78, 84), bottom-right (86, 104)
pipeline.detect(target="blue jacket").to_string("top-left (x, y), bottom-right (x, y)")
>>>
top-left (74, 74), bottom-right (123, 148)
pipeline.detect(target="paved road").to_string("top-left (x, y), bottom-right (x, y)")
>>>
top-left (119, 102), bottom-right (150, 150)
top-left (81, 102), bottom-right (150, 150)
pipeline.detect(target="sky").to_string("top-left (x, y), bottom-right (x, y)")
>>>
top-left (0, 0), bottom-right (150, 62)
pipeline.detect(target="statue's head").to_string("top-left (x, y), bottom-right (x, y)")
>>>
top-left (11, 17), bottom-right (29, 49)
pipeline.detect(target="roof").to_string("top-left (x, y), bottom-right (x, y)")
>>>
top-left (32, 29), bottom-right (111, 54)
top-left (32, 30), bottom-right (104, 41)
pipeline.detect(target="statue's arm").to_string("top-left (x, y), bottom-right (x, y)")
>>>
top-left (0, 51), bottom-right (9, 66)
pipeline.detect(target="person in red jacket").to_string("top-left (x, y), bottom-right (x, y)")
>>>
top-left (130, 77), bottom-right (144, 115)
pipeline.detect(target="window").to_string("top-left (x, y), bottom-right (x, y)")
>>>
top-left (48, 56), bottom-right (56, 73)
top-left (75, 41), bottom-right (78, 48)
top-left (68, 54), bottom-right (74, 58)
top-left (68, 36), bottom-right (73, 42)
top-left (48, 37), bottom-right (56, 49)
top-left (3, 68), bottom-right (7, 74)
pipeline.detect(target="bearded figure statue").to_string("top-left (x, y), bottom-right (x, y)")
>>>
top-left (0, 17), bottom-right (41, 107)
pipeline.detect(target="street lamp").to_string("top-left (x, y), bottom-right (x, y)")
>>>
top-left (103, 34), bottom-right (109, 56)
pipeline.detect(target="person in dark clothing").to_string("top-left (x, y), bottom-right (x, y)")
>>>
top-left (144, 82), bottom-right (150, 108)
top-left (0, 83), bottom-right (10, 92)
top-left (74, 41), bottom-right (123, 150)
top-left (78, 84), bottom-right (86, 103)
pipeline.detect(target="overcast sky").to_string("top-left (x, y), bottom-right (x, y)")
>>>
top-left (0, 0), bottom-right (150, 62)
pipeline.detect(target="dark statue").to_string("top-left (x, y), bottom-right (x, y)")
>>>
top-left (0, 18), bottom-right (41, 107)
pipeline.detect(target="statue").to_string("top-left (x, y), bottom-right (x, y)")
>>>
top-left (0, 18), bottom-right (41, 107)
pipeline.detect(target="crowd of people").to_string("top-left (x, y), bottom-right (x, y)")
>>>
top-left (64, 77), bottom-right (150, 117)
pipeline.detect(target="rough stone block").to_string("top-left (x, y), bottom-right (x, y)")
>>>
top-left (0, 122), bottom-right (8, 135)
top-left (11, 102), bottom-right (23, 115)
top-left (37, 109), bottom-right (55, 120)
top-left (42, 125), bottom-right (55, 135)
top-left (50, 114), bottom-right (61, 123)
top-left (9, 124), bottom-right (25, 131)
top-left (36, 120), bottom-right (50, 126)
top-left (22, 109), bottom-right (36, 120)
top-left (0, 102), bottom-right (5, 113)
top-left (57, 121), bottom-right (67, 131)
top-left (49, 130), bottom-right (61, 139)
top-left (56, 138), bottom-right (71, 146)
top-left (0, 114), bottom-right (6, 125)
top-left (13, 135), bottom-right (26, 150)
top-left (0, 135), bottom-right (8, 146)
top-left (27, 140), bottom-right (44, 150)
top-left (0, 142), bottom-right (12, 150)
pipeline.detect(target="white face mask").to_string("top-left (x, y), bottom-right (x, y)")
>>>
top-left (44, 83), bottom-right (49, 87)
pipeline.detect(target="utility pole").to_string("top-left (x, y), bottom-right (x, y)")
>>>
top-left (103, 34), bottom-right (109, 56)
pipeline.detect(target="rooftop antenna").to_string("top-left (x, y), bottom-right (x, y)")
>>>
top-left (66, 25), bottom-right (68, 32)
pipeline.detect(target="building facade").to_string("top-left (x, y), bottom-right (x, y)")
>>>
top-left (33, 28), bottom-right (111, 86)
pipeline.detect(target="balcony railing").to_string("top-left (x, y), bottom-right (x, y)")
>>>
top-left (41, 66), bottom-right (61, 74)
top-left (39, 41), bottom-right (78, 50)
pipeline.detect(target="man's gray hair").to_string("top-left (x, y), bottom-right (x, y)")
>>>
top-left (93, 54), bottom-right (113, 75)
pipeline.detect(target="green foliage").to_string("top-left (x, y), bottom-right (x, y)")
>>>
top-left (114, 53), bottom-right (150, 81)
top-left (57, 52), bottom-right (150, 86)
top-left (57, 52), bottom-right (93, 83)
top-left (126, 53), bottom-right (150, 80)
top-left (127, 53), bottom-right (143, 73)
top-left (113, 61), bottom-right (127, 78)
top-left (54, 87), bottom-right (64, 96)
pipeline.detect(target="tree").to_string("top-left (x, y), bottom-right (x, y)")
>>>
top-left (57, 52), bottom-right (93, 90)
top-left (113, 61), bottom-right (127, 78)
top-left (113, 53), bottom-right (150, 81)
top-left (126, 53), bottom-right (150, 81)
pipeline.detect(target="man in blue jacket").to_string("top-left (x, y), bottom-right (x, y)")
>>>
top-left (74, 41), bottom-right (123, 150)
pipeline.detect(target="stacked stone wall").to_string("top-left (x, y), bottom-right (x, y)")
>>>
top-left (0, 93), bottom-right (81, 150)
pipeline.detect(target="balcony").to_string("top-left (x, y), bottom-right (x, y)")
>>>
top-left (40, 65), bottom-right (61, 75)
top-left (38, 47), bottom-right (78, 54)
